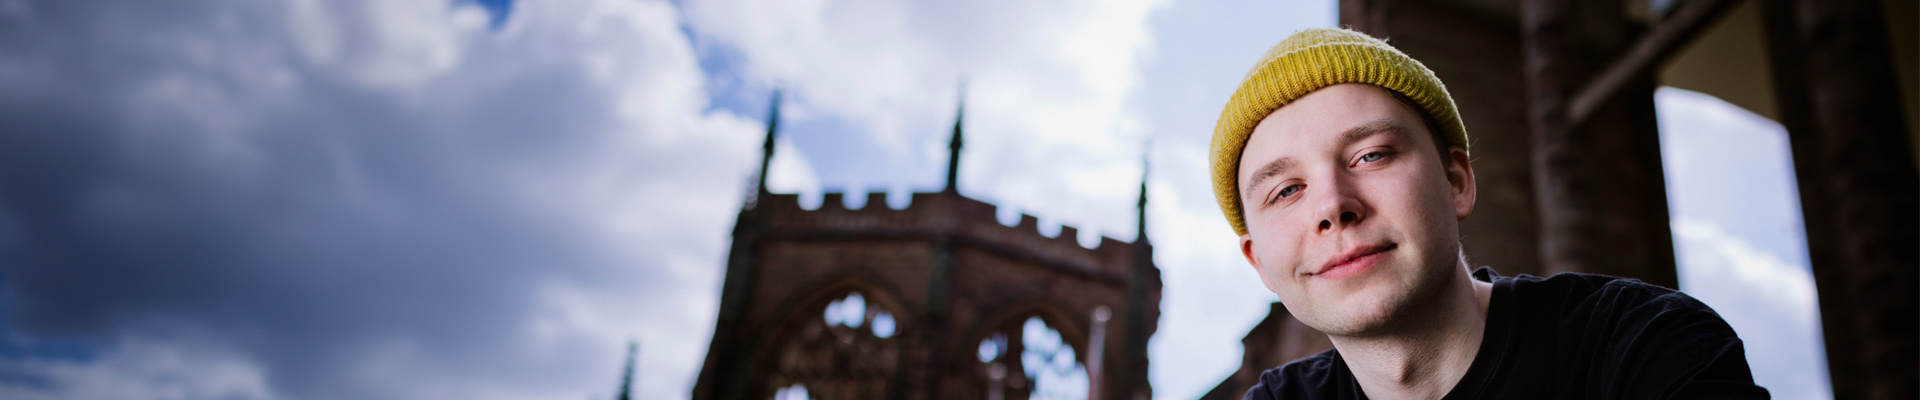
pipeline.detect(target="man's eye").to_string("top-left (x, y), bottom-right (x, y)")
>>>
top-left (1359, 152), bottom-right (1385, 163)
top-left (1277, 184), bottom-right (1302, 199)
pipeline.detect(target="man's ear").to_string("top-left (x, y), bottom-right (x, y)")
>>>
top-left (1446, 146), bottom-right (1477, 221)
top-left (1240, 234), bottom-right (1260, 269)
top-left (1242, 233), bottom-right (1285, 294)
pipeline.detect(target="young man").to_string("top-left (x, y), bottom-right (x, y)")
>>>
top-left (1213, 28), bottom-right (1768, 399)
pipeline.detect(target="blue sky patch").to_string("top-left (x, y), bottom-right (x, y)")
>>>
top-left (461, 0), bottom-right (513, 28)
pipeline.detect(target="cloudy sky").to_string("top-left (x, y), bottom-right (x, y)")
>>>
top-left (0, 0), bottom-right (1829, 399)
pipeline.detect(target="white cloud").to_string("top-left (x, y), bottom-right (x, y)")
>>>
top-left (283, 0), bottom-right (491, 91)
top-left (1654, 87), bottom-right (1808, 259)
top-left (0, 1), bottom-right (760, 400)
top-left (0, 336), bottom-right (280, 400)
top-left (768, 131), bottom-right (824, 197)
top-left (1671, 218), bottom-right (1817, 328)
top-left (682, 0), bottom-right (950, 153)
top-left (1671, 217), bottom-right (1829, 400)
top-left (682, 0), bottom-right (1170, 242)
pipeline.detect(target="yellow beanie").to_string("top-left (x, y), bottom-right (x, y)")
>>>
top-left (1211, 28), bottom-right (1469, 236)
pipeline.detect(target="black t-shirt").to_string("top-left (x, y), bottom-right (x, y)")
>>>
top-left (1243, 268), bottom-right (1769, 399)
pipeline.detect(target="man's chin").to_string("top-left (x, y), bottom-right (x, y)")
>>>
top-left (1299, 287), bottom-right (1409, 337)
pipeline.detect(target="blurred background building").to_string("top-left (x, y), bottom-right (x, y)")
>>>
top-left (693, 94), bottom-right (1163, 400)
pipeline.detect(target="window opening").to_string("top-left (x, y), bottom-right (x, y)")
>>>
top-left (772, 291), bottom-right (899, 399)
top-left (976, 316), bottom-right (1089, 400)
top-left (772, 384), bottom-right (811, 400)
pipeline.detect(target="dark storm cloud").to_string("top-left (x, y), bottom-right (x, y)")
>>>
top-left (0, 0), bottom-right (757, 398)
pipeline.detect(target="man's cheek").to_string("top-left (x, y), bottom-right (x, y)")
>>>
top-left (1266, 261), bottom-right (1304, 292)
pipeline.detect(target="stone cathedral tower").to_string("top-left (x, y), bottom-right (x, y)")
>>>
top-left (692, 90), bottom-right (1163, 400)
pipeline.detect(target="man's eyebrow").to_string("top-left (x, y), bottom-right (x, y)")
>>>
top-left (1338, 118), bottom-right (1410, 147)
top-left (1245, 157), bottom-right (1295, 199)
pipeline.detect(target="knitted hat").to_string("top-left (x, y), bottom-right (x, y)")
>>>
top-left (1211, 28), bottom-right (1469, 236)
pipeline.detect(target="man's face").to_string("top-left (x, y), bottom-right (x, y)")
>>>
top-left (1236, 83), bottom-right (1475, 337)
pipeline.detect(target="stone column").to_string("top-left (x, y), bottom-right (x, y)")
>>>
top-left (1760, 0), bottom-right (1920, 397)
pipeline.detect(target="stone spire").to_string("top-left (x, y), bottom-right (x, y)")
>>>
top-left (944, 82), bottom-right (965, 194)
top-left (756, 88), bottom-right (782, 196)
top-left (1117, 141), bottom-right (1159, 399)
top-left (1137, 144), bottom-right (1150, 244)
top-left (616, 341), bottom-right (636, 400)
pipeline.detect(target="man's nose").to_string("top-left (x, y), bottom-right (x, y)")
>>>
top-left (1311, 176), bottom-right (1367, 235)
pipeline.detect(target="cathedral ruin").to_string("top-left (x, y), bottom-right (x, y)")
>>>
top-left (692, 91), bottom-right (1163, 400)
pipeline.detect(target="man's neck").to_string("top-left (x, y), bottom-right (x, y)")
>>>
top-left (1329, 267), bottom-right (1495, 400)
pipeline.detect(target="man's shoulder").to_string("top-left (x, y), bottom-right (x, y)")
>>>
top-left (1497, 270), bottom-right (1721, 323)
top-left (1497, 268), bottom-right (1667, 295)
top-left (1244, 348), bottom-right (1352, 400)
top-left (1467, 268), bottom-right (1765, 398)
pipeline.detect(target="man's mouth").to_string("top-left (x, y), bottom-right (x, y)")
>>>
top-left (1310, 243), bottom-right (1397, 279)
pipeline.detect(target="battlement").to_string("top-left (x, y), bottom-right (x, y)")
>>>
top-left (752, 190), bottom-right (1141, 279)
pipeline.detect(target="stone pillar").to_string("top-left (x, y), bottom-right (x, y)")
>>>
top-left (1760, 0), bottom-right (1920, 397)
top-left (1520, 0), bottom-right (1677, 288)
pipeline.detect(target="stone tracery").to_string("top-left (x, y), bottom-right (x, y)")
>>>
top-left (769, 291), bottom-right (901, 399)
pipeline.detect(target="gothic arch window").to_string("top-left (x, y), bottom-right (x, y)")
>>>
top-left (769, 290), bottom-right (901, 399)
top-left (976, 315), bottom-right (1090, 400)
